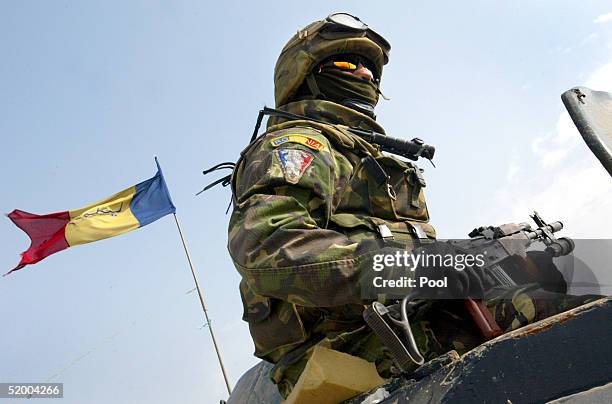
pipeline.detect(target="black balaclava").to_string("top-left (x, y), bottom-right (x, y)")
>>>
top-left (301, 66), bottom-right (380, 118)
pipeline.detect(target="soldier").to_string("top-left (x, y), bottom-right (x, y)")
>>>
top-left (227, 13), bottom-right (598, 398)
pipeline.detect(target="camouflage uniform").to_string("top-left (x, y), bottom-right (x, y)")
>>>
top-left (227, 15), bottom-right (599, 398)
top-left (228, 97), bottom-right (430, 395)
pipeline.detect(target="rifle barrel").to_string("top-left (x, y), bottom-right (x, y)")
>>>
top-left (260, 107), bottom-right (435, 162)
top-left (525, 221), bottom-right (563, 239)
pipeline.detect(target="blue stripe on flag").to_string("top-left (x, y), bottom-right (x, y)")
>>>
top-left (130, 164), bottom-right (176, 227)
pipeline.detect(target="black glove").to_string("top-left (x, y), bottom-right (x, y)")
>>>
top-left (526, 250), bottom-right (567, 293)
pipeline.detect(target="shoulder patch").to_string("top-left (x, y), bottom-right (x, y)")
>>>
top-left (275, 149), bottom-right (314, 184)
top-left (270, 134), bottom-right (327, 151)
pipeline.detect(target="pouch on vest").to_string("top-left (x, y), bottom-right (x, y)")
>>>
top-left (336, 154), bottom-right (430, 224)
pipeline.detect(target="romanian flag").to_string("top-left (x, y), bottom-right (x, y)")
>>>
top-left (6, 159), bottom-right (175, 275)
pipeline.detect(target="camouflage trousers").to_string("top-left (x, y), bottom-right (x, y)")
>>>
top-left (271, 285), bottom-right (601, 398)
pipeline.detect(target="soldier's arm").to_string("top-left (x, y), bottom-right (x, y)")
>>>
top-left (228, 130), bottom-right (379, 307)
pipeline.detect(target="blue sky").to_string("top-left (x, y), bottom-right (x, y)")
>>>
top-left (1, 2), bottom-right (612, 403)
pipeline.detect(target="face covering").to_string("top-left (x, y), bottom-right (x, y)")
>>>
top-left (313, 69), bottom-right (379, 116)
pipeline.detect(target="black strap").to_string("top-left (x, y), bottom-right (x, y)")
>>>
top-left (197, 162), bottom-right (236, 196)
top-left (305, 73), bottom-right (324, 99)
top-left (196, 175), bottom-right (232, 196)
top-left (250, 109), bottom-right (266, 142)
top-left (202, 162), bottom-right (235, 175)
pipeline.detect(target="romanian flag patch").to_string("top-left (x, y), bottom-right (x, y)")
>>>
top-left (275, 149), bottom-right (314, 184)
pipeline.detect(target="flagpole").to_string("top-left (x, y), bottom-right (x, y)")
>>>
top-left (172, 213), bottom-right (232, 395)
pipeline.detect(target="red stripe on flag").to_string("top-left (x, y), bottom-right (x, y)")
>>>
top-left (6, 209), bottom-right (71, 275)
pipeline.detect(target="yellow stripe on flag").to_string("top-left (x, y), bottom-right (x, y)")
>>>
top-left (65, 186), bottom-right (140, 246)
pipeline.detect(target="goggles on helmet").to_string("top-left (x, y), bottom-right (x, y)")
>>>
top-left (319, 12), bottom-right (391, 62)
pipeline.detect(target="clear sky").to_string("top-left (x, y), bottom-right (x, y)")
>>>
top-left (1, 1), bottom-right (612, 403)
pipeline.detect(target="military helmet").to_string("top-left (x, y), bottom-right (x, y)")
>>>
top-left (274, 12), bottom-right (391, 108)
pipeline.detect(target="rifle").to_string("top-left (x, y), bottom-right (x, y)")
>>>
top-left (250, 106), bottom-right (436, 163)
top-left (364, 211), bottom-right (574, 372)
top-left (455, 211), bottom-right (574, 339)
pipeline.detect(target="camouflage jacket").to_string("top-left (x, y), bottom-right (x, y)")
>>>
top-left (228, 100), bottom-right (436, 363)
